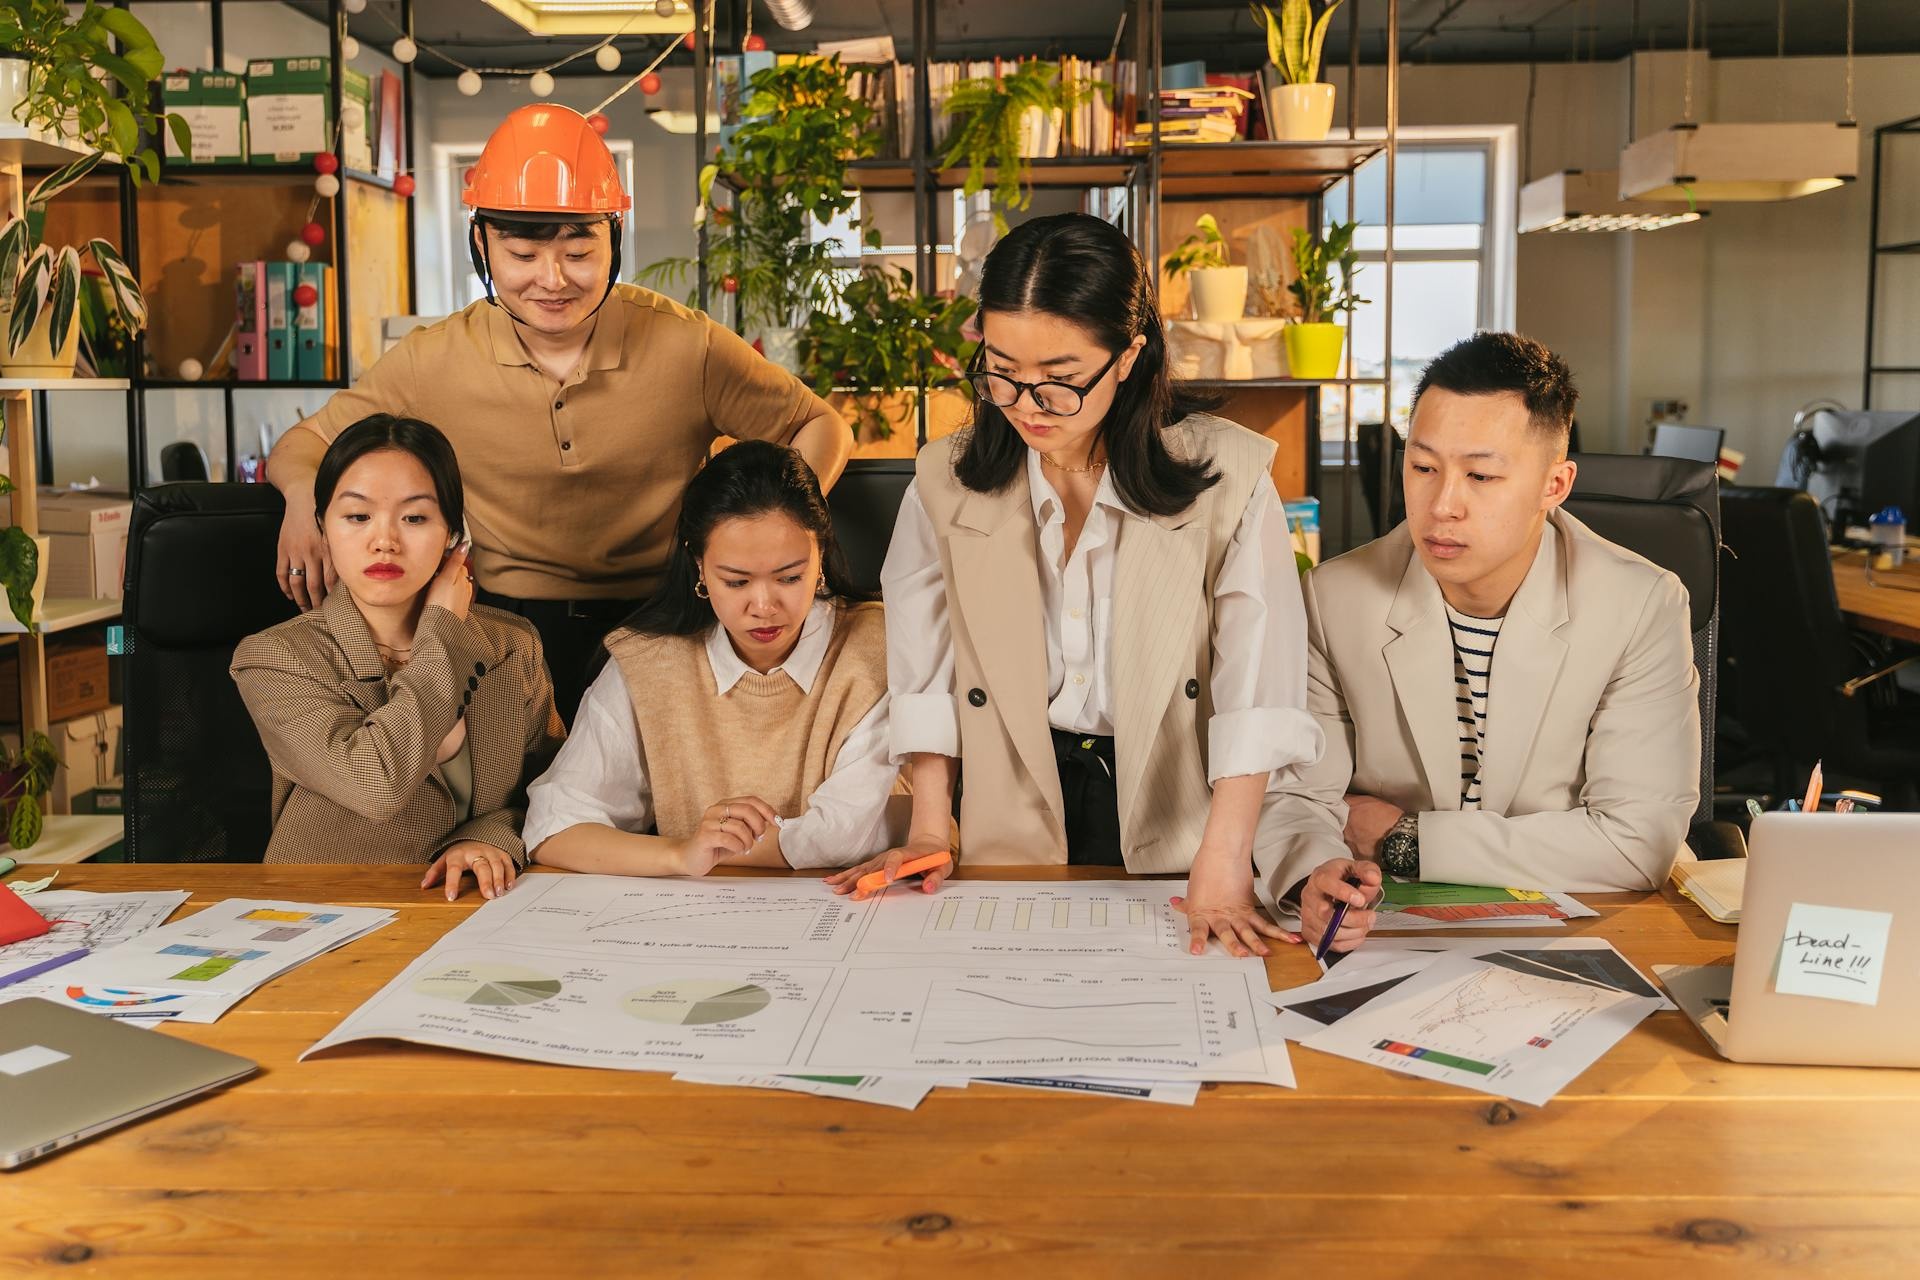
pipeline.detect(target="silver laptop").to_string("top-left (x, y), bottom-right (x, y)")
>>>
top-left (1661, 813), bottom-right (1920, 1066)
top-left (1, 998), bottom-right (257, 1168)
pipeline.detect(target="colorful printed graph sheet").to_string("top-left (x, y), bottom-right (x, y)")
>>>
top-left (305, 874), bottom-right (1293, 1085)
top-left (55, 899), bottom-right (395, 996)
top-left (1301, 953), bottom-right (1661, 1106)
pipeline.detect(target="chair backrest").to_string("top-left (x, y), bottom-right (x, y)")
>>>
top-left (826, 459), bottom-right (916, 595)
top-left (1564, 454), bottom-right (1719, 830)
top-left (1354, 421), bottom-right (1405, 534)
top-left (1718, 485), bottom-right (1870, 771)
top-left (122, 483), bottom-right (295, 862)
top-left (159, 441), bottom-right (210, 483)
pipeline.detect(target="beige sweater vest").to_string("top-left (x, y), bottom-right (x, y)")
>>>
top-left (605, 602), bottom-right (887, 839)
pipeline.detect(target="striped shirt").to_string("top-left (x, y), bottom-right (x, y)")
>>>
top-left (1445, 603), bottom-right (1504, 810)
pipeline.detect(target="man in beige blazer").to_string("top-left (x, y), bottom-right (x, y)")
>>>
top-left (1256, 332), bottom-right (1700, 951)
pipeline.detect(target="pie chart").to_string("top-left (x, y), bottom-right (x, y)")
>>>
top-left (413, 964), bottom-right (562, 1007)
top-left (623, 980), bottom-right (772, 1026)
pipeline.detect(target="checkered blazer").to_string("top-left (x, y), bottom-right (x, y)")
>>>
top-left (231, 590), bottom-right (564, 866)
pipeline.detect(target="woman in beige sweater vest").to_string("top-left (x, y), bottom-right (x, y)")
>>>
top-left (524, 441), bottom-right (898, 876)
top-left (827, 214), bottom-right (1325, 957)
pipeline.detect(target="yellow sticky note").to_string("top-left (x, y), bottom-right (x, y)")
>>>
top-left (1504, 888), bottom-right (1551, 902)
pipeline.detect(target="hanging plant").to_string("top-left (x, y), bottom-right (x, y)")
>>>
top-left (940, 61), bottom-right (1103, 234)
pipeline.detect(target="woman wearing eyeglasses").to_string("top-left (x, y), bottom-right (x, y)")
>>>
top-left (824, 212), bottom-right (1324, 957)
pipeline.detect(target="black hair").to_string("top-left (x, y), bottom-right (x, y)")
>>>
top-left (473, 213), bottom-right (604, 242)
top-left (621, 440), bottom-right (875, 638)
top-left (313, 414), bottom-right (464, 539)
top-left (956, 212), bottom-right (1220, 518)
top-left (1413, 331), bottom-right (1579, 441)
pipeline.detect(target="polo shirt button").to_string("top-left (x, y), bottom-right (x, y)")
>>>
top-left (967, 688), bottom-right (986, 707)
top-left (554, 400), bottom-right (563, 410)
top-left (561, 441), bottom-right (572, 451)
top-left (1185, 678), bottom-right (1200, 699)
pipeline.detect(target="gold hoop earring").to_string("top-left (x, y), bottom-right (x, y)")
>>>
top-left (815, 575), bottom-right (829, 599)
top-left (694, 579), bottom-right (710, 599)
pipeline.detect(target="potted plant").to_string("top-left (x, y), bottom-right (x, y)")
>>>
top-left (1283, 220), bottom-right (1365, 379)
top-left (941, 60), bottom-right (1102, 234)
top-left (0, 0), bottom-right (188, 184)
top-left (0, 729), bottom-right (58, 850)
top-left (802, 251), bottom-right (976, 453)
top-left (0, 152), bottom-right (148, 378)
top-left (639, 58), bottom-right (872, 371)
top-left (1164, 214), bottom-right (1247, 324)
top-left (1254, 0), bottom-right (1346, 142)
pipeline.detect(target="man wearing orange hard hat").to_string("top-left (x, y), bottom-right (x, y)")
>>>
top-left (267, 103), bottom-right (851, 723)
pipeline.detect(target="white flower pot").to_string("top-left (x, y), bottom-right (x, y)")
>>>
top-left (1187, 266), bottom-right (1249, 324)
top-left (0, 57), bottom-right (29, 125)
top-left (759, 326), bottom-right (803, 375)
top-left (1269, 82), bottom-right (1337, 142)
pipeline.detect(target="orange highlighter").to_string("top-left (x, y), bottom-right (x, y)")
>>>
top-left (853, 851), bottom-right (952, 900)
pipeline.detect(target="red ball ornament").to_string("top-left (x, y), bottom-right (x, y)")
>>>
top-left (313, 152), bottom-right (340, 175)
top-left (392, 174), bottom-right (416, 198)
top-left (720, 275), bottom-right (739, 294)
top-left (299, 221), bottom-right (327, 247)
top-left (638, 72), bottom-right (662, 95)
top-left (463, 166), bottom-right (477, 185)
top-left (587, 113), bottom-right (610, 135)
top-left (293, 282), bottom-right (319, 308)
top-left (683, 32), bottom-right (696, 49)
top-left (745, 35), bottom-right (767, 52)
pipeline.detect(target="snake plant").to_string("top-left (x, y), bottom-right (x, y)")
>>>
top-left (1253, 0), bottom-right (1347, 86)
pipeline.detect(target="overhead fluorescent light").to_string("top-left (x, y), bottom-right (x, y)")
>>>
top-left (1619, 122), bottom-right (1858, 203)
top-left (647, 110), bottom-right (700, 135)
top-left (1518, 170), bottom-right (1706, 234)
top-left (482, 0), bottom-right (692, 38)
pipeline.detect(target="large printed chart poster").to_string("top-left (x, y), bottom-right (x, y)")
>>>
top-left (306, 876), bottom-right (1292, 1085)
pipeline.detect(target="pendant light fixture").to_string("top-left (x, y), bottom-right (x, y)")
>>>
top-left (1618, 0), bottom-right (1858, 203)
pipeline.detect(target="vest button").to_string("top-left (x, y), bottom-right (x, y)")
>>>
top-left (967, 688), bottom-right (987, 707)
top-left (1185, 678), bottom-right (1200, 699)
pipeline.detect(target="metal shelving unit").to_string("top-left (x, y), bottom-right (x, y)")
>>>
top-left (1864, 111), bottom-right (1920, 408)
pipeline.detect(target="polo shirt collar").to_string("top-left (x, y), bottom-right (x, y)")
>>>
top-left (705, 599), bottom-right (834, 696)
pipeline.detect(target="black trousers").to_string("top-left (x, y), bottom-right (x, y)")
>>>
top-left (476, 590), bottom-right (644, 729)
top-left (1051, 727), bottom-right (1125, 866)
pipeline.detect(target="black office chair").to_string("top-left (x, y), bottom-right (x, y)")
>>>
top-left (1354, 421), bottom-right (1404, 534)
top-left (1718, 486), bottom-right (1920, 809)
top-left (122, 483), bottom-right (296, 862)
top-left (158, 441), bottom-right (211, 483)
top-left (1564, 453), bottom-right (1743, 858)
top-left (826, 458), bottom-right (916, 595)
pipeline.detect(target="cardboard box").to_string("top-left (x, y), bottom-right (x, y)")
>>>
top-left (36, 489), bottom-right (131, 600)
top-left (46, 637), bottom-right (110, 723)
top-left (163, 69), bottom-right (246, 164)
top-left (246, 56), bottom-right (332, 164)
top-left (48, 707), bottom-right (123, 816)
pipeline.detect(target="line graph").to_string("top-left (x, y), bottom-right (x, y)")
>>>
top-left (585, 902), bottom-right (822, 944)
top-left (916, 978), bottom-right (1200, 1055)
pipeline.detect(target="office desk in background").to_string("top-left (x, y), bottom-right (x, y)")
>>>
top-left (1832, 548), bottom-right (1920, 644)
top-left (4, 865), bottom-right (1919, 1279)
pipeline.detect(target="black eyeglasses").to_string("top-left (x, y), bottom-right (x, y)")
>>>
top-left (966, 346), bottom-right (1125, 418)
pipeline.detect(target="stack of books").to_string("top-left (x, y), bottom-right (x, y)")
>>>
top-left (1131, 83), bottom-right (1254, 147)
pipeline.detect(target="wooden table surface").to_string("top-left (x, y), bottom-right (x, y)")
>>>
top-left (5, 864), bottom-right (1918, 1279)
top-left (1832, 548), bottom-right (1920, 644)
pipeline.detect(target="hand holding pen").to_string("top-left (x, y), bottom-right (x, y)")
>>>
top-left (1295, 858), bottom-right (1384, 959)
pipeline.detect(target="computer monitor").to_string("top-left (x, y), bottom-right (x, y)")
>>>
top-left (1777, 409), bottom-right (1920, 531)
top-left (1649, 423), bottom-right (1726, 465)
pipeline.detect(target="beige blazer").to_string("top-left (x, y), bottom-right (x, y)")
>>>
top-left (1255, 509), bottom-right (1700, 900)
top-left (913, 413), bottom-right (1277, 872)
top-left (232, 592), bottom-right (565, 866)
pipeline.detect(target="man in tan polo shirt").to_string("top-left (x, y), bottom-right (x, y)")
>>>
top-left (267, 104), bottom-right (850, 723)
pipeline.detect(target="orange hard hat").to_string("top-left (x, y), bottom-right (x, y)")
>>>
top-left (462, 104), bottom-right (631, 217)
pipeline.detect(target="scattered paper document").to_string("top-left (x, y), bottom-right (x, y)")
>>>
top-left (0, 891), bottom-right (189, 989)
top-left (674, 1071), bottom-right (934, 1110)
top-left (1318, 937), bottom-right (1672, 1010)
top-left (1301, 953), bottom-right (1661, 1106)
top-left (1277, 883), bottom-right (1596, 936)
top-left (1774, 903), bottom-right (1892, 1006)
top-left (56, 900), bottom-right (394, 997)
top-left (988, 1076), bottom-right (1204, 1106)
top-left (6, 873), bottom-right (58, 895)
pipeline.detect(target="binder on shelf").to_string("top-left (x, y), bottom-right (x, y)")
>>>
top-left (234, 261), bottom-right (267, 382)
top-left (322, 263), bottom-right (339, 380)
top-left (265, 262), bottom-right (295, 382)
top-left (375, 71), bottom-right (405, 179)
top-left (294, 262), bottom-right (327, 381)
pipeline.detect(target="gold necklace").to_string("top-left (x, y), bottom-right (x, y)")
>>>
top-left (1041, 451), bottom-right (1107, 475)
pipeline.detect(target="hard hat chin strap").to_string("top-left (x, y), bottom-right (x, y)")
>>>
top-left (468, 213), bottom-right (625, 330)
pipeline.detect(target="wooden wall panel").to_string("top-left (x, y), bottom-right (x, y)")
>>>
top-left (345, 181), bottom-right (408, 380)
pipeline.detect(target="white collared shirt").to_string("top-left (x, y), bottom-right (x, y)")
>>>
top-left (522, 600), bottom-right (897, 867)
top-left (882, 452), bottom-right (1320, 784)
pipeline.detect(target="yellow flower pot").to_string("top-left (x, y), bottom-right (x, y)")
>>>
top-left (1283, 322), bottom-right (1346, 380)
top-left (0, 304), bottom-right (82, 379)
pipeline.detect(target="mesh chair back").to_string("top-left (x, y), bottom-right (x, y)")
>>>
top-left (123, 484), bottom-right (295, 862)
top-left (1564, 454), bottom-right (1720, 831)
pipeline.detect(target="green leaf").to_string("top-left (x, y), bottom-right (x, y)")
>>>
top-left (1307, 0), bottom-right (1346, 84)
top-left (0, 218), bottom-right (30, 298)
top-left (9, 791), bottom-right (41, 851)
top-left (1280, 0), bottom-right (1309, 83)
top-left (103, 97), bottom-right (136, 158)
top-left (166, 111), bottom-right (192, 158)
top-left (26, 151), bottom-right (104, 208)
top-left (8, 244), bottom-right (51, 355)
top-left (46, 246), bottom-right (80, 356)
top-left (97, 5), bottom-right (161, 52)
top-left (0, 524), bottom-right (38, 629)
top-left (85, 238), bottom-right (144, 331)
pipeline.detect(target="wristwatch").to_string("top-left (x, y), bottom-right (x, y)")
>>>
top-left (1379, 813), bottom-right (1420, 879)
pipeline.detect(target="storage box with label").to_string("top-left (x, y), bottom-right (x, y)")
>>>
top-left (48, 707), bottom-right (123, 816)
top-left (37, 488), bottom-right (132, 601)
top-left (162, 70), bottom-right (246, 164)
top-left (46, 636), bottom-right (110, 722)
top-left (341, 66), bottom-right (372, 171)
top-left (246, 56), bottom-right (332, 164)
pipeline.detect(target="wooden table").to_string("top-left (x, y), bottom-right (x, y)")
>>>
top-left (6, 865), bottom-right (1918, 1279)
top-left (1832, 548), bottom-right (1920, 644)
